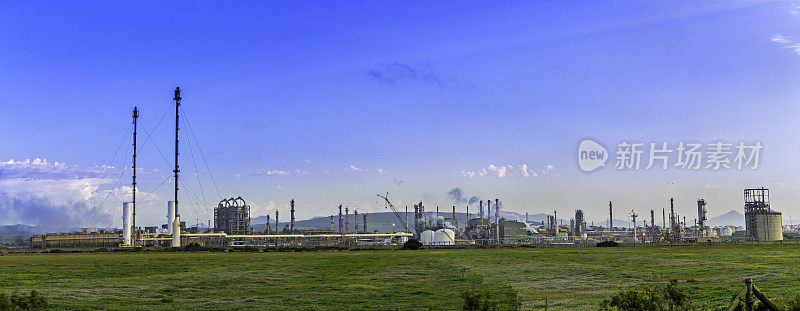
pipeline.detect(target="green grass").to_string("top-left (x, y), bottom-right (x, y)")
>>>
top-left (1, 244), bottom-right (799, 310)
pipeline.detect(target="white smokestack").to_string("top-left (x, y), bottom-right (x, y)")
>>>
top-left (122, 202), bottom-right (132, 246)
top-left (167, 201), bottom-right (176, 234)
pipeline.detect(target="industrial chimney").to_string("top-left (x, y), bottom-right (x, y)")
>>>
top-left (290, 199), bottom-right (295, 232)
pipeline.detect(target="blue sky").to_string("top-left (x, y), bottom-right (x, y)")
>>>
top-left (2, 1), bottom-right (800, 228)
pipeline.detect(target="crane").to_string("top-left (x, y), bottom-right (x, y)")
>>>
top-left (377, 192), bottom-right (409, 232)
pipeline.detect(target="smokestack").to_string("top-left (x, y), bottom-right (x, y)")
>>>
top-left (266, 215), bottom-right (271, 234)
top-left (122, 202), bottom-right (132, 246)
top-left (650, 210), bottom-right (654, 231)
top-left (345, 207), bottom-right (349, 233)
top-left (363, 213), bottom-right (367, 233)
top-left (354, 210), bottom-right (359, 233)
top-left (330, 215), bottom-right (334, 232)
top-left (486, 200), bottom-right (491, 225)
top-left (608, 201), bottom-right (613, 230)
top-left (495, 199), bottom-right (500, 243)
top-left (452, 206), bottom-right (456, 229)
top-left (275, 210), bottom-right (279, 234)
top-left (338, 204), bottom-right (343, 233)
top-left (414, 205), bottom-right (419, 233)
top-left (670, 197), bottom-right (675, 231)
top-left (167, 201), bottom-right (176, 234)
top-left (479, 201), bottom-right (484, 220)
top-left (662, 208), bottom-right (666, 229)
top-left (290, 199), bottom-right (295, 232)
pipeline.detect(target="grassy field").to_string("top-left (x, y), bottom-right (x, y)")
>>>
top-left (1, 244), bottom-right (799, 310)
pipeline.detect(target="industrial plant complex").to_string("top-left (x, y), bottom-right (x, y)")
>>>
top-left (25, 89), bottom-right (789, 250)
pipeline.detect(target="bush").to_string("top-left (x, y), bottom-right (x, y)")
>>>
top-left (402, 239), bottom-right (422, 250)
top-left (599, 280), bottom-right (696, 311)
top-left (183, 243), bottom-right (203, 252)
top-left (462, 290), bottom-right (497, 311)
top-left (786, 295), bottom-right (800, 311)
top-left (0, 291), bottom-right (48, 311)
top-left (596, 241), bottom-right (619, 247)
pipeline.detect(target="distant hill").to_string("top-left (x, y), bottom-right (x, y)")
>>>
top-left (250, 210), bottom-right (650, 233)
top-left (708, 210), bottom-right (744, 227)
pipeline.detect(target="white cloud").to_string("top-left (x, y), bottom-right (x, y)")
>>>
top-left (772, 34), bottom-right (800, 55)
top-left (0, 158), bottom-right (158, 227)
top-left (345, 165), bottom-right (368, 172)
top-left (460, 163), bottom-right (554, 178)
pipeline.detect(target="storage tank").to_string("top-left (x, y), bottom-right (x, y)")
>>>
top-left (420, 230), bottom-right (435, 245)
top-left (434, 229), bottom-right (455, 245)
top-left (754, 212), bottom-right (783, 241)
top-left (122, 202), bottom-right (132, 246)
top-left (171, 215), bottom-right (181, 247)
top-left (167, 201), bottom-right (176, 234)
top-left (441, 228), bottom-right (455, 245)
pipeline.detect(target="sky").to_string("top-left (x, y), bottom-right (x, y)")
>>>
top-left (2, 1), bottom-right (800, 229)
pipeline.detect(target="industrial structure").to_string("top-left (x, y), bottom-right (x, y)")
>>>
top-left (25, 88), bottom-right (792, 250)
top-left (744, 188), bottom-right (783, 242)
top-left (214, 197), bottom-right (253, 235)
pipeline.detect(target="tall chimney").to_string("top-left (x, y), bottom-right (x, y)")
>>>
top-left (345, 207), bottom-right (349, 233)
top-left (266, 215), bottom-right (271, 234)
top-left (670, 197), bottom-right (675, 231)
top-left (330, 215), bottom-right (334, 232)
top-left (414, 205), bottom-right (419, 233)
top-left (290, 199), bottom-right (295, 232)
top-left (338, 204), bottom-right (343, 233)
top-left (486, 200), bottom-right (491, 226)
top-left (275, 210), bottom-right (279, 234)
top-left (452, 206), bottom-right (456, 229)
top-left (495, 199), bottom-right (500, 243)
top-left (354, 210), bottom-right (359, 233)
top-left (363, 213), bottom-right (367, 233)
top-left (608, 201), bottom-right (613, 230)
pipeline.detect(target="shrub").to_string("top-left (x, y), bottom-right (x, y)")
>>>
top-left (599, 280), bottom-right (696, 311)
top-left (596, 241), bottom-right (619, 247)
top-left (786, 295), bottom-right (800, 311)
top-left (402, 239), bottom-right (422, 250)
top-left (183, 242), bottom-right (203, 251)
top-left (462, 290), bottom-right (497, 311)
top-left (0, 291), bottom-right (48, 311)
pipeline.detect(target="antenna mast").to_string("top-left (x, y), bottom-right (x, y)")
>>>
top-left (173, 87), bottom-right (181, 218)
top-left (132, 106), bottom-right (138, 239)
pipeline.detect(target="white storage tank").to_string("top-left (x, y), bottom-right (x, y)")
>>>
top-left (420, 230), bottom-right (435, 245)
top-left (171, 215), bottom-right (181, 247)
top-left (434, 228), bottom-right (455, 245)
